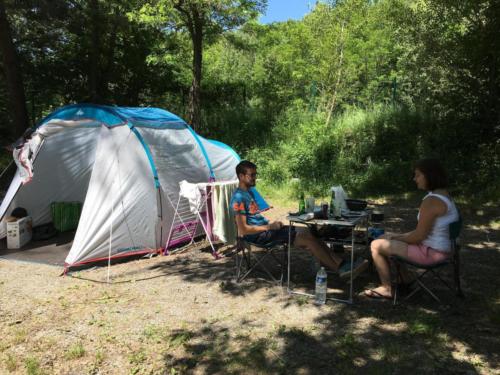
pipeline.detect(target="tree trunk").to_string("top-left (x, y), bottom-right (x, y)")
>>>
top-left (0, 0), bottom-right (29, 137)
top-left (88, 0), bottom-right (101, 103)
top-left (188, 13), bottom-right (203, 130)
top-left (325, 21), bottom-right (345, 126)
top-left (100, 18), bottom-right (118, 103)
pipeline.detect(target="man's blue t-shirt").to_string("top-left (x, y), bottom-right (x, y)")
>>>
top-left (230, 188), bottom-right (269, 227)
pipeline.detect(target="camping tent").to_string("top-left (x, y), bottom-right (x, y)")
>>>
top-left (0, 104), bottom-right (241, 269)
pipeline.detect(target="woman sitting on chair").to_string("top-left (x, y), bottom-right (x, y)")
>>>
top-left (365, 158), bottom-right (459, 299)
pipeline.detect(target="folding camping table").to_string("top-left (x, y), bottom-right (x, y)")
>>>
top-left (286, 213), bottom-right (369, 304)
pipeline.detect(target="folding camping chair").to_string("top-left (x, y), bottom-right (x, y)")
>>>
top-left (233, 224), bottom-right (288, 285)
top-left (391, 216), bottom-right (463, 305)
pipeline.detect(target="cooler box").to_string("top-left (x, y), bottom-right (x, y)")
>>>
top-left (7, 216), bottom-right (33, 249)
top-left (51, 201), bottom-right (82, 232)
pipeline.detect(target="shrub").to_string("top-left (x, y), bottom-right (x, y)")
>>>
top-left (247, 103), bottom-right (427, 197)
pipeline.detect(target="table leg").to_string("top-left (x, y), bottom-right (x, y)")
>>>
top-left (286, 220), bottom-right (354, 305)
top-left (349, 229), bottom-right (354, 303)
top-left (287, 222), bottom-right (292, 293)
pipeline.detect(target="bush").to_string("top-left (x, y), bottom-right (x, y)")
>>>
top-left (247, 103), bottom-right (427, 197)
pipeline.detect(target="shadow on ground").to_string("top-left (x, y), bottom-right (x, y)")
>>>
top-left (151, 199), bottom-right (500, 374)
top-left (61, 198), bottom-right (500, 373)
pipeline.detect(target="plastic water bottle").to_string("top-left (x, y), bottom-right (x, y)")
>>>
top-left (315, 267), bottom-right (327, 305)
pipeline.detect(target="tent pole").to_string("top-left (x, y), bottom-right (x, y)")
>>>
top-left (107, 189), bottom-right (114, 284)
top-left (0, 160), bottom-right (14, 180)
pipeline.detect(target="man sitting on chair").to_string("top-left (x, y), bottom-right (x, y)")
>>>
top-left (230, 160), bottom-right (368, 279)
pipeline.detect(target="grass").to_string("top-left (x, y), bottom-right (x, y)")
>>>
top-left (5, 353), bottom-right (17, 372)
top-left (128, 349), bottom-right (147, 365)
top-left (12, 327), bottom-right (28, 345)
top-left (255, 179), bottom-right (299, 207)
top-left (65, 342), bottom-right (86, 359)
top-left (95, 349), bottom-right (105, 363)
top-left (142, 324), bottom-right (164, 343)
top-left (166, 331), bottom-right (192, 350)
top-left (335, 333), bottom-right (361, 359)
top-left (0, 198), bottom-right (498, 374)
top-left (406, 312), bottom-right (440, 336)
top-left (87, 349), bottom-right (105, 375)
top-left (24, 356), bottom-right (42, 375)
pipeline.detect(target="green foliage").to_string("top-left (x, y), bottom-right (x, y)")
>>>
top-left (65, 342), bottom-right (86, 360)
top-left (249, 104), bottom-right (429, 196)
top-left (0, 0), bottom-right (498, 199)
top-left (24, 356), bottom-right (42, 375)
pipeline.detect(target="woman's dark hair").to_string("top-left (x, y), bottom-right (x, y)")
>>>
top-left (414, 158), bottom-right (448, 190)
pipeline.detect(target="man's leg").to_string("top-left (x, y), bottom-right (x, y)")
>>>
top-left (368, 238), bottom-right (408, 297)
top-left (293, 228), bottom-right (343, 271)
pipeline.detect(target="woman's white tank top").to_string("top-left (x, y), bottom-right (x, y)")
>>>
top-left (417, 192), bottom-right (459, 252)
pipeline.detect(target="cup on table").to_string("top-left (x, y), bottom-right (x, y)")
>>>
top-left (305, 197), bottom-right (315, 213)
top-left (321, 202), bottom-right (328, 219)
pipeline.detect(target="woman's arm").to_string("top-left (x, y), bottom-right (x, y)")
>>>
top-left (390, 197), bottom-right (446, 244)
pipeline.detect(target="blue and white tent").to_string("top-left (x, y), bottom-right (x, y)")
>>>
top-left (0, 104), bottom-right (250, 268)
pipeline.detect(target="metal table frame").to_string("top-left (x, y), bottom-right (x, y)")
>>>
top-left (286, 213), bottom-right (368, 304)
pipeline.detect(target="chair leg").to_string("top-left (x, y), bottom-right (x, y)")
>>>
top-left (415, 279), bottom-right (442, 303)
top-left (239, 253), bottom-right (277, 282)
top-left (391, 259), bottom-right (401, 306)
top-left (433, 270), bottom-right (454, 291)
top-left (234, 241), bottom-right (288, 285)
top-left (454, 260), bottom-right (464, 298)
top-left (234, 248), bottom-right (243, 281)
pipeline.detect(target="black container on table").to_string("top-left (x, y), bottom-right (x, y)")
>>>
top-left (371, 210), bottom-right (384, 222)
top-left (345, 199), bottom-right (368, 211)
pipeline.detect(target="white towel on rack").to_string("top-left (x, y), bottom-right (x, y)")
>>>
top-left (212, 181), bottom-right (238, 244)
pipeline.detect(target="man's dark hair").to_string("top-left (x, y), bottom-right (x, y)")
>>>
top-left (414, 158), bottom-right (448, 191)
top-left (236, 160), bottom-right (257, 177)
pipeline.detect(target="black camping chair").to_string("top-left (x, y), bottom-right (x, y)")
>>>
top-left (391, 215), bottom-right (463, 305)
top-left (233, 226), bottom-right (288, 285)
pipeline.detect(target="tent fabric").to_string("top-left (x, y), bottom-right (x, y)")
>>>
top-left (66, 126), bottom-right (158, 265)
top-left (37, 104), bottom-right (187, 129)
top-left (0, 127), bottom-right (100, 238)
top-left (0, 104), bottom-right (244, 268)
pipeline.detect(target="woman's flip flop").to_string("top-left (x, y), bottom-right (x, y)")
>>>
top-left (364, 289), bottom-right (393, 300)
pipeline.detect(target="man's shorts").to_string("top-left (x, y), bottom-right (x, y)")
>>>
top-left (244, 226), bottom-right (296, 247)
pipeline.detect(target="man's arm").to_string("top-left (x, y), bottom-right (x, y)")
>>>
top-left (235, 214), bottom-right (282, 236)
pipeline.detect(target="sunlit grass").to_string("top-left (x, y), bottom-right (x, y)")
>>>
top-left (5, 353), bottom-right (17, 372)
top-left (65, 342), bottom-right (85, 359)
top-left (24, 356), bottom-right (43, 375)
top-left (12, 327), bottom-right (28, 345)
top-left (166, 331), bottom-right (192, 350)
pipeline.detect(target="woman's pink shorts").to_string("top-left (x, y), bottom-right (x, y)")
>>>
top-left (407, 244), bottom-right (449, 265)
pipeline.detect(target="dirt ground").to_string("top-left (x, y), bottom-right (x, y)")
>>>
top-left (0, 197), bottom-right (499, 374)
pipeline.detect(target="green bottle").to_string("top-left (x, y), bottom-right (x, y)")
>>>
top-left (329, 191), bottom-right (335, 217)
top-left (299, 192), bottom-right (305, 214)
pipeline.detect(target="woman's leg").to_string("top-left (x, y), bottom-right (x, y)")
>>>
top-left (368, 238), bottom-right (408, 297)
top-left (293, 229), bottom-right (343, 271)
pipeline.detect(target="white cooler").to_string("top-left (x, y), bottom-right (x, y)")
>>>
top-left (7, 216), bottom-right (32, 249)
